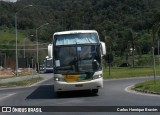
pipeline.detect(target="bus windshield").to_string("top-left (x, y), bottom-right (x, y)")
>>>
top-left (54, 45), bottom-right (101, 74)
top-left (54, 33), bottom-right (99, 45)
top-left (45, 59), bottom-right (53, 67)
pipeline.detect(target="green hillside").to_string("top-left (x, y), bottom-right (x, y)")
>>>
top-left (0, 0), bottom-right (160, 60)
top-left (0, 27), bottom-right (25, 43)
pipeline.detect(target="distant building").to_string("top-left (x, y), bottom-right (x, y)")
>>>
top-left (0, 0), bottom-right (18, 2)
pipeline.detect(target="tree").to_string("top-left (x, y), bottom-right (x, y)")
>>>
top-left (151, 21), bottom-right (160, 84)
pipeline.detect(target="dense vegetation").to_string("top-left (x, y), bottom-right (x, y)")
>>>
top-left (0, 0), bottom-right (160, 65)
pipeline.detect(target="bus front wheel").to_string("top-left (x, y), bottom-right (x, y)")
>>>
top-left (56, 91), bottom-right (62, 97)
top-left (92, 89), bottom-right (98, 94)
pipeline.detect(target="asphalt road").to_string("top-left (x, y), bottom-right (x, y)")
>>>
top-left (0, 73), bottom-right (160, 115)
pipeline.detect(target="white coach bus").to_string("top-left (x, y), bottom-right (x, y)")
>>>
top-left (52, 30), bottom-right (106, 94)
top-left (43, 56), bottom-right (53, 73)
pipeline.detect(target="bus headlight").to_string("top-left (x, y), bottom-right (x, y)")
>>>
top-left (92, 74), bottom-right (102, 80)
top-left (54, 77), bottom-right (64, 81)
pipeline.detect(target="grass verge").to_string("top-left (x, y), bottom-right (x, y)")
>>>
top-left (132, 80), bottom-right (160, 95)
top-left (0, 77), bottom-right (43, 87)
top-left (103, 67), bottom-right (160, 79)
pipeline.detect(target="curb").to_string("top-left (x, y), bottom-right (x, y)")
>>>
top-left (125, 85), bottom-right (160, 97)
top-left (0, 85), bottom-right (17, 88)
top-left (0, 75), bottom-right (40, 83)
top-left (30, 76), bottom-right (53, 87)
top-left (133, 87), bottom-right (160, 95)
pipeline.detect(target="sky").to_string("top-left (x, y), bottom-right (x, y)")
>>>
top-left (0, 0), bottom-right (17, 2)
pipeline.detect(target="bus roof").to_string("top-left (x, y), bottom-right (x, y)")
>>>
top-left (53, 30), bottom-right (98, 36)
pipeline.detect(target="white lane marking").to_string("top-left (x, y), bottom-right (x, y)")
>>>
top-left (125, 85), bottom-right (160, 97)
top-left (0, 93), bottom-right (16, 100)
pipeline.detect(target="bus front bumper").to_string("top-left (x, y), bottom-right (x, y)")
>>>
top-left (54, 77), bottom-right (103, 92)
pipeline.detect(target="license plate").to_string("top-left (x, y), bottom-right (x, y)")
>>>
top-left (64, 75), bottom-right (80, 82)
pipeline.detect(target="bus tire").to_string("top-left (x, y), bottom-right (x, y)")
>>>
top-left (92, 89), bottom-right (98, 94)
top-left (56, 92), bottom-right (61, 97)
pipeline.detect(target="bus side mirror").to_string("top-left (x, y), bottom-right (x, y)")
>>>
top-left (48, 44), bottom-right (53, 58)
top-left (100, 42), bottom-right (106, 56)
